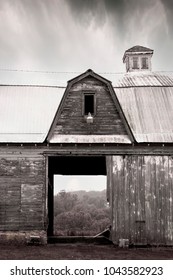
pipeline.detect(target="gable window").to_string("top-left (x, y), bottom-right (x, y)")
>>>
top-left (132, 57), bottom-right (139, 69)
top-left (84, 93), bottom-right (95, 115)
top-left (141, 57), bottom-right (148, 69)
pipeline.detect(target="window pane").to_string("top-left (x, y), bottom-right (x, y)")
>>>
top-left (141, 57), bottom-right (148, 69)
top-left (84, 94), bottom-right (94, 115)
top-left (132, 57), bottom-right (138, 69)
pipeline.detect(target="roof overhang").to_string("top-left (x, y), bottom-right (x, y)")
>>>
top-left (49, 134), bottom-right (132, 144)
top-left (123, 50), bottom-right (153, 63)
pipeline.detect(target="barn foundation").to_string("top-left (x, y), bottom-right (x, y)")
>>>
top-left (0, 230), bottom-right (47, 245)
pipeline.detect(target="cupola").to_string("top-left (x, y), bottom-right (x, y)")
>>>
top-left (123, 45), bottom-right (153, 72)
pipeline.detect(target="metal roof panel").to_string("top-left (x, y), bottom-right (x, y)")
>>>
top-left (0, 86), bottom-right (65, 142)
top-left (115, 86), bottom-right (173, 142)
top-left (115, 72), bottom-right (173, 87)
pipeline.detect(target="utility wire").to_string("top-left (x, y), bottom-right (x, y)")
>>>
top-left (0, 68), bottom-right (128, 75)
top-left (0, 68), bottom-right (173, 74)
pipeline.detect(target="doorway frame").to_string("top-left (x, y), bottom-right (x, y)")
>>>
top-left (46, 153), bottom-right (107, 237)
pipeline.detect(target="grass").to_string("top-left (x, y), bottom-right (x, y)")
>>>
top-left (0, 243), bottom-right (173, 260)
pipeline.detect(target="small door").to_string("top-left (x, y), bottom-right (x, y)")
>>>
top-left (135, 221), bottom-right (146, 244)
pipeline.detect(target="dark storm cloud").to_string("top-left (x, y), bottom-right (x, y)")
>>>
top-left (0, 0), bottom-right (172, 75)
top-left (64, 0), bottom-right (164, 41)
top-left (161, 0), bottom-right (173, 9)
top-left (64, 0), bottom-right (105, 27)
top-left (65, 0), bottom-right (126, 32)
top-left (65, 0), bottom-right (125, 15)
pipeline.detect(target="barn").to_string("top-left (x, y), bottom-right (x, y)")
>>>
top-left (0, 45), bottom-right (173, 245)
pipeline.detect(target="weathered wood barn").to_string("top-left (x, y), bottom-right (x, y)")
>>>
top-left (0, 45), bottom-right (173, 245)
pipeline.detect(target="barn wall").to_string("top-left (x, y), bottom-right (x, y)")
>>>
top-left (0, 148), bottom-right (46, 244)
top-left (109, 155), bottom-right (173, 245)
top-left (53, 76), bottom-right (128, 136)
top-left (1, 145), bottom-right (173, 245)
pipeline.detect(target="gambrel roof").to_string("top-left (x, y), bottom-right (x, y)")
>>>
top-left (47, 69), bottom-right (134, 144)
top-left (0, 70), bottom-right (173, 143)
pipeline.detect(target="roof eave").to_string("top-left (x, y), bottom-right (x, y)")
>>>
top-left (123, 50), bottom-right (154, 63)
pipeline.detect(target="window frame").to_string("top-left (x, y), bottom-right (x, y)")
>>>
top-left (82, 92), bottom-right (96, 116)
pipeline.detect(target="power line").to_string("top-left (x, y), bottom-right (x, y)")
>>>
top-left (0, 68), bottom-right (173, 75)
top-left (0, 68), bottom-right (81, 74)
top-left (0, 68), bottom-right (126, 75)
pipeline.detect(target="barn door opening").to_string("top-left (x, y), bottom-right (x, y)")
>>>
top-left (47, 156), bottom-right (110, 237)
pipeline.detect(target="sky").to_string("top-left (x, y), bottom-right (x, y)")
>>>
top-left (54, 175), bottom-right (106, 194)
top-left (0, 0), bottom-right (173, 85)
top-left (1, 0), bottom-right (173, 191)
top-left (0, 0), bottom-right (173, 189)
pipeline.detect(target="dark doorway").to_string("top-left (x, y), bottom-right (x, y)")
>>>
top-left (47, 156), bottom-right (107, 236)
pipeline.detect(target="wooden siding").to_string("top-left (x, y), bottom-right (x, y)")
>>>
top-left (0, 145), bottom-right (173, 245)
top-left (109, 155), bottom-right (173, 245)
top-left (53, 76), bottom-right (129, 136)
top-left (0, 152), bottom-right (45, 231)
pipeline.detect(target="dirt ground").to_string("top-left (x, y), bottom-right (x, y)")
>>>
top-left (0, 243), bottom-right (173, 260)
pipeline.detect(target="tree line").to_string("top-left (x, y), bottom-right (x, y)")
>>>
top-left (54, 189), bottom-right (110, 236)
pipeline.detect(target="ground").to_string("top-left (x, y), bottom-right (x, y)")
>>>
top-left (0, 243), bottom-right (173, 260)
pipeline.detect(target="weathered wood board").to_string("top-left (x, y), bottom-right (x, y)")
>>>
top-left (53, 76), bottom-right (129, 136)
top-left (0, 152), bottom-right (45, 231)
top-left (109, 155), bottom-right (173, 245)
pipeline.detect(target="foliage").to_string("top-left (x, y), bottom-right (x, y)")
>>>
top-left (54, 189), bottom-right (110, 236)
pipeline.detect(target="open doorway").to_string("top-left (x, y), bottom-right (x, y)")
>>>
top-left (47, 156), bottom-right (110, 237)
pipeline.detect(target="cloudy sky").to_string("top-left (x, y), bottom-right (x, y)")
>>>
top-left (1, 0), bottom-right (173, 191)
top-left (54, 175), bottom-right (106, 194)
top-left (0, 0), bottom-right (173, 85)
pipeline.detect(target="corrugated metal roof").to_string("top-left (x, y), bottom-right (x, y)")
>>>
top-left (1, 71), bottom-right (173, 144)
top-left (0, 86), bottom-right (65, 142)
top-left (115, 72), bottom-right (173, 87)
top-left (115, 86), bottom-right (173, 143)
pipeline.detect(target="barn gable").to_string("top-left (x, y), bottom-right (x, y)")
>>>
top-left (47, 69), bottom-right (134, 143)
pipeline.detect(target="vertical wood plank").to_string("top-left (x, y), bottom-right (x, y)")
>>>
top-left (160, 156), bottom-right (165, 244)
top-left (168, 156), bottom-right (173, 243)
top-left (124, 155), bottom-right (130, 239)
top-left (149, 156), bottom-right (156, 243)
top-left (144, 156), bottom-right (151, 244)
top-left (111, 156), bottom-right (117, 243)
top-left (135, 156), bottom-right (146, 244)
top-left (118, 155), bottom-right (125, 239)
top-left (163, 156), bottom-right (169, 244)
top-left (0, 154), bottom-right (45, 232)
top-left (156, 156), bottom-right (161, 243)
top-left (111, 155), bottom-right (124, 243)
top-left (129, 156), bottom-right (136, 243)
top-left (106, 156), bottom-right (112, 204)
